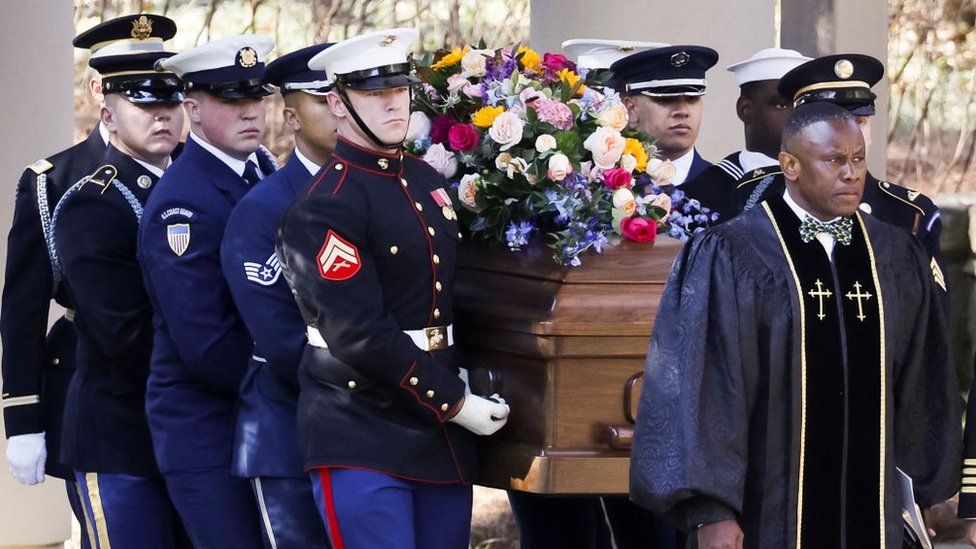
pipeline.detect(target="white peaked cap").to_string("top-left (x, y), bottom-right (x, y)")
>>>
top-left (309, 28), bottom-right (419, 82)
top-left (562, 38), bottom-right (670, 70)
top-left (158, 34), bottom-right (275, 78)
top-left (726, 47), bottom-right (812, 86)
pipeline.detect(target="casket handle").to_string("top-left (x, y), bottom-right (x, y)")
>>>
top-left (624, 372), bottom-right (643, 424)
top-left (604, 425), bottom-right (633, 449)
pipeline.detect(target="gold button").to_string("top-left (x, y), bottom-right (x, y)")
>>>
top-left (426, 390), bottom-right (435, 398)
top-left (415, 202), bottom-right (423, 211)
top-left (335, 163), bottom-right (344, 171)
top-left (409, 377), bottom-right (419, 386)
top-left (433, 308), bottom-right (441, 319)
top-left (347, 380), bottom-right (357, 389)
top-left (400, 178), bottom-right (408, 187)
top-left (428, 227), bottom-right (436, 236)
top-left (433, 254), bottom-right (440, 264)
top-left (390, 246), bottom-right (399, 255)
top-left (441, 403), bottom-right (450, 412)
top-left (52, 358), bottom-right (60, 366)
top-left (435, 281), bottom-right (442, 291)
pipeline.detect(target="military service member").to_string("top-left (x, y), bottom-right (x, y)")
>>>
top-left (51, 15), bottom-right (187, 547)
top-left (221, 43), bottom-right (336, 548)
top-left (611, 45), bottom-right (719, 184)
top-left (137, 34), bottom-right (278, 547)
top-left (276, 28), bottom-right (510, 549)
top-left (683, 48), bottom-right (810, 221)
top-left (1, 14), bottom-right (161, 547)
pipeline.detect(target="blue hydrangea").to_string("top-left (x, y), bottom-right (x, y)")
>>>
top-left (505, 221), bottom-right (535, 251)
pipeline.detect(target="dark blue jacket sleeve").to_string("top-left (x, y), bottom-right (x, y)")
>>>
top-left (221, 196), bottom-right (306, 382)
top-left (54, 191), bottom-right (153, 363)
top-left (139, 199), bottom-right (252, 394)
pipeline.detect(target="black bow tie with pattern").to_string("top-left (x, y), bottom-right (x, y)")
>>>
top-left (799, 215), bottom-right (853, 246)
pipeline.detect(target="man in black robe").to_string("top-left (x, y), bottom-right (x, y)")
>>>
top-left (630, 102), bottom-right (959, 548)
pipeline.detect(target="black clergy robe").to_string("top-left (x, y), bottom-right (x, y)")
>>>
top-left (630, 195), bottom-right (960, 548)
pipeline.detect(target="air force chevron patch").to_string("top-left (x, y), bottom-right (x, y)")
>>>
top-left (244, 252), bottom-right (282, 286)
top-left (317, 230), bottom-right (361, 281)
top-left (167, 224), bottom-right (190, 256)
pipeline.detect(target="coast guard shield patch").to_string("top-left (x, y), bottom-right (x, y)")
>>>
top-left (317, 230), bottom-right (361, 281)
top-left (167, 224), bottom-right (190, 256)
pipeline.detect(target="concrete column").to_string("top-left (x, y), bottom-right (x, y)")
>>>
top-left (0, 0), bottom-right (75, 546)
top-left (781, 0), bottom-right (890, 176)
top-left (530, 0), bottom-right (776, 161)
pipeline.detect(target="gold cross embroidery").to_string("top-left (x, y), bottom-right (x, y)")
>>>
top-left (845, 281), bottom-right (873, 322)
top-left (807, 279), bottom-right (833, 321)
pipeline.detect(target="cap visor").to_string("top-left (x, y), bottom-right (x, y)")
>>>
top-left (343, 73), bottom-right (419, 90)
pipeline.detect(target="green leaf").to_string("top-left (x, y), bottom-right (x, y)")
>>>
top-left (555, 130), bottom-right (581, 155)
top-left (611, 208), bottom-right (628, 233)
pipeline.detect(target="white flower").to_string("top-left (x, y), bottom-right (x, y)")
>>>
top-left (505, 157), bottom-right (529, 179)
top-left (460, 49), bottom-right (493, 77)
top-left (547, 153), bottom-right (573, 182)
top-left (488, 112), bottom-right (525, 151)
top-left (446, 73), bottom-right (469, 95)
top-left (405, 112), bottom-right (432, 142)
top-left (457, 173), bottom-right (483, 212)
top-left (422, 143), bottom-right (458, 179)
top-left (597, 103), bottom-right (629, 132)
top-left (535, 134), bottom-right (557, 153)
top-left (646, 158), bottom-right (677, 185)
top-left (619, 153), bottom-right (638, 173)
top-left (495, 152), bottom-right (513, 170)
top-left (583, 126), bottom-right (626, 169)
top-left (612, 187), bottom-right (636, 210)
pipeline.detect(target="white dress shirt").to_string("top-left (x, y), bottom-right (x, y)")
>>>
top-left (189, 132), bottom-right (263, 180)
top-left (670, 148), bottom-right (696, 186)
top-left (294, 146), bottom-right (322, 176)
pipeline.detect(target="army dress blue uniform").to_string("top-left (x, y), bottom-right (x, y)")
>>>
top-left (222, 150), bottom-right (330, 548)
top-left (53, 145), bottom-right (185, 548)
top-left (278, 135), bottom-right (478, 548)
top-left (1, 124), bottom-right (104, 547)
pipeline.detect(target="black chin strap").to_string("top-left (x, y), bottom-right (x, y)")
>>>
top-left (336, 83), bottom-right (412, 151)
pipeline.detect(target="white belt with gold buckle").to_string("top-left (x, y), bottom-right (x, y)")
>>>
top-left (306, 325), bottom-right (454, 351)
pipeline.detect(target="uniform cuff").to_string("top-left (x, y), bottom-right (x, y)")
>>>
top-left (681, 496), bottom-right (737, 530)
top-left (399, 361), bottom-right (465, 423)
top-left (3, 401), bottom-right (44, 437)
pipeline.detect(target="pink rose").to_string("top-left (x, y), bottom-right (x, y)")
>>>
top-left (447, 73), bottom-right (469, 95)
top-left (602, 168), bottom-right (633, 190)
top-left (583, 127), bottom-right (626, 169)
top-left (620, 217), bottom-right (658, 243)
top-left (430, 115), bottom-right (456, 145)
top-left (457, 173), bottom-right (484, 212)
top-left (535, 99), bottom-right (574, 130)
top-left (462, 82), bottom-right (483, 98)
top-left (488, 112), bottom-right (525, 151)
top-left (547, 153), bottom-right (573, 182)
top-left (542, 53), bottom-right (573, 72)
top-left (520, 88), bottom-right (546, 108)
top-left (448, 123), bottom-right (480, 152)
top-left (422, 143), bottom-right (458, 179)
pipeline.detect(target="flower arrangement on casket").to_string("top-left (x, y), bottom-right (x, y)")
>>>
top-left (405, 43), bottom-right (717, 266)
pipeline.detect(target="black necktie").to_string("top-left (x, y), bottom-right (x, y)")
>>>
top-left (242, 160), bottom-right (261, 186)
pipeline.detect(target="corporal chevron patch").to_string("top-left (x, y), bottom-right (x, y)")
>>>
top-left (244, 252), bottom-right (281, 286)
top-left (317, 230), bottom-right (361, 281)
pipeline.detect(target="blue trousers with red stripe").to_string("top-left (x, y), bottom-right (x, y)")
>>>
top-left (74, 470), bottom-right (184, 549)
top-left (310, 468), bottom-right (472, 549)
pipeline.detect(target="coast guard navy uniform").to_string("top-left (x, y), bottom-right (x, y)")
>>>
top-left (277, 29), bottom-right (509, 549)
top-left (733, 54), bottom-right (947, 297)
top-left (138, 34), bottom-right (277, 548)
top-left (682, 48), bottom-right (810, 223)
top-left (610, 45), bottom-right (718, 185)
top-left (221, 44), bottom-right (333, 549)
top-left (52, 16), bottom-right (189, 548)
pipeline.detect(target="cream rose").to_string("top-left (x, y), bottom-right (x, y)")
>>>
top-left (495, 152), bottom-right (513, 170)
top-left (619, 153), bottom-right (638, 173)
top-left (446, 73), bottom-right (469, 95)
top-left (646, 158), bottom-right (677, 185)
top-left (612, 187), bottom-right (636, 210)
top-left (488, 112), bottom-right (525, 151)
top-left (422, 143), bottom-right (458, 179)
top-left (460, 49), bottom-right (492, 77)
top-left (547, 153), bottom-right (573, 182)
top-left (645, 193), bottom-right (672, 222)
top-left (405, 112), bottom-right (432, 142)
top-left (457, 173), bottom-right (483, 212)
top-left (583, 127), bottom-right (626, 169)
top-left (598, 103), bottom-right (629, 132)
top-left (505, 157), bottom-right (529, 179)
top-left (535, 134), bottom-right (557, 153)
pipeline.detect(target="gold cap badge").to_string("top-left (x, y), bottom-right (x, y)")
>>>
top-left (238, 47), bottom-right (258, 68)
top-left (131, 15), bottom-right (153, 40)
top-left (834, 59), bottom-right (854, 79)
top-left (381, 35), bottom-right (397, 47)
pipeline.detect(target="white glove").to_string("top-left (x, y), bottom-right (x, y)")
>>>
top-left (6, 432), bottom-right (46, 485)
top-left (458, 368), bottom-right (473, 396)
top-left (449, 393), bottom-right (510, 436)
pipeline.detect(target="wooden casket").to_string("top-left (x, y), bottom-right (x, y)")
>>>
top-left (454, 236), bottom-right (683, 495)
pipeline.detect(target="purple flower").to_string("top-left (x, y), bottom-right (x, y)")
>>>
top-left (505, 221), bottom-right (535, 251)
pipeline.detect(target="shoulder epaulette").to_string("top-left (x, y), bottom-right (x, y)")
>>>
top-left (84, 164), bottom-right (118, 195)
top-left (876, 180), bottom-right (926, 216)
top-left (27, 159), bottom-right (53, 175)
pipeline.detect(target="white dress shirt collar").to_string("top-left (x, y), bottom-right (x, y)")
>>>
top-left (783, 188), bottom-right (841, 259)
top-left (189, 131), bottom-right (260, 178)
top-left (131, 156), bottom-right (169, 178)
top-left (293, 146), bottom-right (321, 176)
top-left (669, 148), bottom-right (696, 186)
top-left (738, 149), bottom-right (779, 174)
